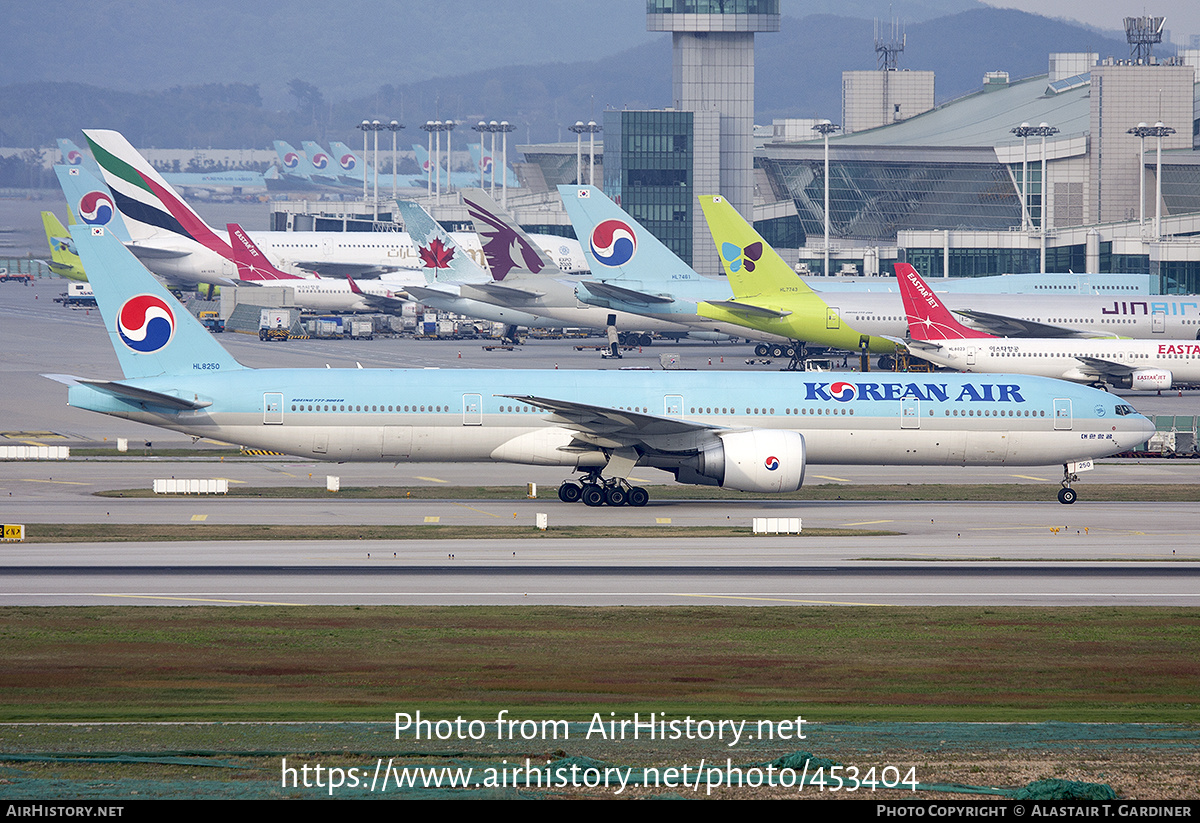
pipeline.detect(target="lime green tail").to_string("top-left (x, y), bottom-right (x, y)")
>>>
top-left (42, 211), bottom-right (88, 281)
top-left (696, 195), bottom-right (893, 354)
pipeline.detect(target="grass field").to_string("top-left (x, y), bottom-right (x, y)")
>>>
top-left (3, 605), bottom-right (1196, 723)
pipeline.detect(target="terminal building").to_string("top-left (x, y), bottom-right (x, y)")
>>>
top-left (277, 12), bottom-right (1200, 293)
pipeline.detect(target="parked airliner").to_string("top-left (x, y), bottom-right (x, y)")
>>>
top-left (51, 224), bottom-right (1154, 506)
top-left (894, 263), bottom-right (1200, 391)
top-left (82, 130), bottom-right (587, 287)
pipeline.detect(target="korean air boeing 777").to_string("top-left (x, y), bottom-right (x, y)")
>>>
top-left (51, 225), bottom-right (1154, 506)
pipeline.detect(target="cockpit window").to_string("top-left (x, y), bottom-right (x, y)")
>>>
top-left (1115, 405), bottom-right (1136, 416)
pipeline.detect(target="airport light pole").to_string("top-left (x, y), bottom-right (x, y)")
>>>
top-left (1031, 122), bottom-right (1058, 273)
top-left (443, 120), bottom-right (457, 197)
top-left (488, 121), bottom-right (499, 194)
top-left (1127, 122), bottom-right (1152, 229)
top-left (1151, 121), bottom-right (1175, 239)
top-left (371, 119), bottom-right (382, 216)
top-left (1011, 122), bottom-right (1035, 231)
top-left (568, 120), bottom-right (602, 187)
top-left (497, 120), bottom-right (515, 206)
top-left (473, 121), bottom-right (489, 188)
top-left (357, 120), bottom-right (372, 201)
top-left (570, 121), bottom-right (585, 185)
top-left (812, 120), bottom-right (840, 277)
top-left (420, 121), bottom-right (436, 199)
top-left (387, 120), bottom-right (404, 200)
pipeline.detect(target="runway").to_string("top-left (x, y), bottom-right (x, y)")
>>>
top-left (2, 278), bottom-right (1199, 607)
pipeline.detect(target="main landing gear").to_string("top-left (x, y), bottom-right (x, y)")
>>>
top-left (1058, 463), bottom-right (1079, 505)
top-left (752, 342), bottom-right (808, 370)
top-left (558, 472), bottom-right (649, 507)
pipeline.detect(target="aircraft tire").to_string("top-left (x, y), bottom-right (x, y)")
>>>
top-left (558, 482), bottom-right (582, 503)
top-left (605, 486), bottom-right (628, 506)
top-left (581, 485), bottom-right (606, 507)
top-left (754, 344), bottom-right (769, 357)
top-left (1057, 487), bottom-right (1077, 505)
top-left (785, 345), bottom-right (797, 358)
top-left (628, 487), bottom-right (649, 507)
top-left (770, 344), bottom-right (786, 358)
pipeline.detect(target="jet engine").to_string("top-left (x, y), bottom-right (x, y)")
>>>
top-left (674, 429), bottom-right (806, 493)
top-left (1113, 369), bottom-right (1172, 391)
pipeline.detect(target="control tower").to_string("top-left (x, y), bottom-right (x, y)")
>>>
top-left (647, 1), bottom-right (780, 221)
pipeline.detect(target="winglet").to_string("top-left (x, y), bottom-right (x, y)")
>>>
top-left (895, 263), bottom-right (993, 341)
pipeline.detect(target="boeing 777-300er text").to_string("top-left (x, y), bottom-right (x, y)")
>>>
top-left (82, 129), bottom-right (587, 286)
top-left (894, 263), bottom-right (1200, 391)
top-left (49, 224), bottom-right (1154, 506)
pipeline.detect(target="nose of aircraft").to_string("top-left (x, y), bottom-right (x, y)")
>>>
top-left (1120, 413), bottom-right (1157, 451)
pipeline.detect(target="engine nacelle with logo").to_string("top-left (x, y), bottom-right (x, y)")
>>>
top-left (674, 429), bottom-right (806, 493)
top-left (1113, 369), bottom-right (1172, 391)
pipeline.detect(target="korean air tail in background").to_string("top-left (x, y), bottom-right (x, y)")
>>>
top-left (558, 185), bottom-right (705, 284)
top-left (69, 225), bottom-right (244, 380)
top-left (54, 164), bottom-right (132, 243)
top-left (57, 138), bottom-right (103, 177)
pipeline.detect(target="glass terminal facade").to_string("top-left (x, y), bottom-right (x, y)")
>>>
top-left (605, 109), bottom-right (699, 265)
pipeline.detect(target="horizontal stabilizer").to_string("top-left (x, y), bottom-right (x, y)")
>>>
top-left (579, 280), bottom-right (675, 305)
top-left (701, 300), bottom-right (792, 319)
top-left (952, 309), bottom-right (1090, 338)
top-left (44, 375), bottom-right (212, 410)
top-left (126, 244), bottom-right (192, 260)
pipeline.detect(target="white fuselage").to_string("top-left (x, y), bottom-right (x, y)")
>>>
top-left (129, 230), bottom-right (587, 286)
top-left (69, 368), bottom-right (1153, 471)
top-left (836, 294), bottom-right (1200, 340)
top-left (918, 339), bottom-right (1200, 388)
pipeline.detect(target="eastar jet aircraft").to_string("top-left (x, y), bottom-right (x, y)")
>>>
top-left (50, 224), bottom-right (1154, 506)
top-left (82, 129), bottom-right (587, 285)
top-left (894, 263), bottom-right (1200, 391)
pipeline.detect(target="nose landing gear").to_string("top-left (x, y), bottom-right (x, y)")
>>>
top-left (1058, 463), bottom-right (1080, 504)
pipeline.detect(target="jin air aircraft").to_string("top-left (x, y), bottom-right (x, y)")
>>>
top-left (49, 224), bottom-right (1154, 506)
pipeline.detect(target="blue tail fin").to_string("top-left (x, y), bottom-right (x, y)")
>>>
top-left (557, 185), bottom-right (705, 283)
top-left (69, 225), bottom-right (244, 379)
top-left (55, 165), bottom-right (132, 243)
top-left (395, 200), bottom-right (490, 285)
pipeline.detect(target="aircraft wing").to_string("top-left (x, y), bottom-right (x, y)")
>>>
top-left (500, 394), bottom-right (721, 452)
top-left (1074, 356), bottom-right (1136, 379)
top-left (44, 375), bottom-right (212, 410)
top-left (405, 283), bottom-right (460, 301)
top-left (578, 280), bottom-right (676, 305)
top-left (293, 261), bottom-right (407, 279)
top-left (884, 336), bottom-right (945, 354)
top-left (125, 243), bottom-right (192, 260)
top-left (951, 309), bottom-right (1091, 338)
top-left (346, 276), bottom-right (408, 309)
top-left (700, 299), bottom-right (792, 319)
top-left (460, 281), bottom-right (546, 303)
